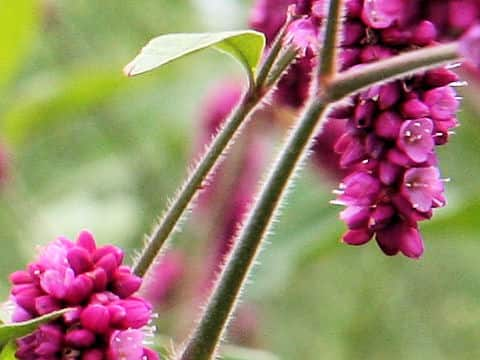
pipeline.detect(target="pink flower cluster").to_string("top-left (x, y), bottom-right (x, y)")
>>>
top-left (9, 231), bottom-right (158, 360)
top-left (249, 0), bottom-right (471, 258)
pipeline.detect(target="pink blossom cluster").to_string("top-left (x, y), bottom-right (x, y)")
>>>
top-left (9, 231), bottom-right (158, 360)
top-left (426, 0), bottom-right (480, 39)
top-left (249, 0), bottom-right (471, 258)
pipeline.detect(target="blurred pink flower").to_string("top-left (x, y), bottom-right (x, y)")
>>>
top-left (141, 250), bottom-right (185, 308)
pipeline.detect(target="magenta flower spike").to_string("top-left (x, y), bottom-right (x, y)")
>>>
top-left (9, 230), bottom-right (157, 359)
top-left (248, 0), bottom-right (467, 258)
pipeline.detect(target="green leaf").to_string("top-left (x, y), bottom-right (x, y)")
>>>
top-left (0, 342), bottom-right (16, 360)
top-left (124, 31), bottom-right (265, 80)
top-left (0, 0), bottom-right (38, 90)
top-left (0, 309), bottom-right (71, 347)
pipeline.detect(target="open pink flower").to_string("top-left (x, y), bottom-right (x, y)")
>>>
top-left (361, 0), bottom-right (406, 29)
top-left (402, 167), bottom-right (445, 212)
top-left (397, 118), bottom-right (435, 163)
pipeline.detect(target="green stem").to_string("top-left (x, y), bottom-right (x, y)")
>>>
top-left (255, 9), bottom-right (297, 89)
top-left (327, 42), bottom-right (461, 101)
top-left (318, 0), bottom-right (344, 80)
top-left (178, 97), bottom-right (328, 360)
top-left (265, 45), bottom-right (298, 88)
top-left (132, 46), bottom-right (298, 278)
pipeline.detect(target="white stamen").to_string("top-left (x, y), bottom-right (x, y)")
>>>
top-left (446, 62), bottom-right (462, 69)
top-left (433, 198), bottom-right (445, 207)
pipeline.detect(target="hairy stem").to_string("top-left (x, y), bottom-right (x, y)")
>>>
top-left (318, 0), bottom-right (344, 80)
top-left (133, 92), bottom-right (256, 277)
top-left (265, 45), bottom-right (298, 87)
top-left (327, 42), bottom-right (461, 101)
top-left (133, 46), bottom-right (298, 278)
top-left (178, 97), bottom-right (328, 360)
top-left (255, 9), bottom-right (297, 89)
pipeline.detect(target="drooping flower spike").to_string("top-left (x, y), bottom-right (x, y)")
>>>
top-left (9, 230), bottom-right (158, 360)
top-left (249, 0), bottom-right (468, 258)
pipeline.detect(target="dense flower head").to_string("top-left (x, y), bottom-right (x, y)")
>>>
top-left (249, 0), bottom-right (469, 258)
top-left (311, 118), bottom-right (349, 181)
top-left (425, 0), bottom-right (480, 39)
top-left (9, 230), bottom-right (158, 360)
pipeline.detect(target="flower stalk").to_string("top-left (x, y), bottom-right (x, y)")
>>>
top-left (255, 6), bottom-right (299, 89)
top-left (318, 0), bottom-right (344, 81)
top-left (133, 27), bottom-right (299, 278)
top-left (326, 42), bottom-right (461, 101)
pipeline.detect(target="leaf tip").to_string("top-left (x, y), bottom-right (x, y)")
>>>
top-left (123, 60), bottom-right (137, 77)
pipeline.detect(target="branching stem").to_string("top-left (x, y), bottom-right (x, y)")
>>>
top-left (176, 7), bottom-right (464, 360)
top-left (133, 31), bottom-right (299, 278)
top-left (318, 0), bottom-right (344, 81)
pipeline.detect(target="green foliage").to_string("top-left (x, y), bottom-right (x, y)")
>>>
top-left (2, 68), bottom-right (128, 146)
top-left (0, 342), bottom-right (16, 360)
top-left (124, 31), bottom-right (265, 80)
top-left (0, 0), bottom-right (38, 91)
top-left (0, 309), bottom-right (71, 348)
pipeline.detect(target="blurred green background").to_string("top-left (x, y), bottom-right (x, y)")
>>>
top-left (2, 1), bottom-right (480, 359)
